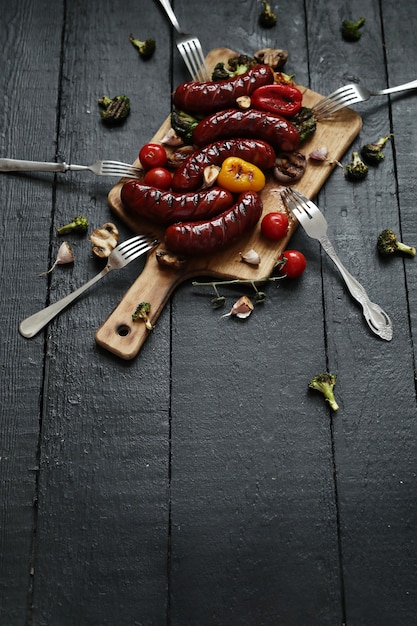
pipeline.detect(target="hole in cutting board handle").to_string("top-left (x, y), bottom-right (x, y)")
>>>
top-left (117, 324), bottom-right (131, 337)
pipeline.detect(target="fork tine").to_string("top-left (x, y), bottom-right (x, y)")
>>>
top-left (100, 161), bottom-right (143, 178)
top-left (313, 85), bottom-right (360, 118)
top-left (124, 240), bottom-right (158, 262)
top-left (117, 234), bottom-right (158, 255)
top-left (177, 39), bottom-right (210, 81)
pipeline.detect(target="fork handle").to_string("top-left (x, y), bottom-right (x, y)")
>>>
top-left (19, 267), bottom-right (110, 338)
top-left (0, 158), bottom-right (69, 172)
top-left (319, 236), bottom-right (393, 341)
top-left (380, 79), bottom-right (417, 95)
top-left (156, 0), bottom-right (181, 33)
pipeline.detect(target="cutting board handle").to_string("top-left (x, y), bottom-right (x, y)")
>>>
top-left (95, 254), bottom-right (184, 359)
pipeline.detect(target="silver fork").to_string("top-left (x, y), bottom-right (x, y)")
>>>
top-left (19, 234), bottom-right (159, 338)
top-left (0, 158), bottom-right (143, 179)
top-left (156, 0), bottom-right (210, 81)
top-left (313, 78), bottom-right (417, 120)
top-left (281, 187), bottom-right (393, 341)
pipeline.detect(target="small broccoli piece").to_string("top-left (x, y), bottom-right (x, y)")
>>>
top-left (259, 0), bottom-right (277, 28)
top-left (290, 107), bottom-right (317, 144)
top-left (211, 55), bottom-right (257, 81)
top-left (129, 34), bottom-right (156, 59)
top-left (132, 302), bottom-right (154, 330)
top-left (377, 229), bottom-right (416, 257)
top-left (171, 108), bottom-right (202, 143)
top-left (98, 95), bottom-right (130, 125)
top-left (345, 151), bottom-right (369, 181)
top-left (361, 134), bottom-right (393, 164)
top-left (309, 373), bottom-right (339, 411)
top-left (57, 216), bottom-right (89, 236)
top-left (341, 17), bottom-right (366, 42)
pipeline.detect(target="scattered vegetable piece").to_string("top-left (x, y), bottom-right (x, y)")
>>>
top-left (290, 107), bottom-right (317, 144)
top-left (361, 134), bottom-right (393, 164)
top-left (221, 295), bottom-right (254, 319)
top-left (129, 34), bottom-right (156, 59)
top-left (273, 151), bottom-right (307, 184)
top-left (156, 250), bottom-right (187, 270)
top-left (98, 95), bottom-right (130, 125)
top-left (345, 151), bottom-right (368, 181)
top-left (132, 302), bottom-right (154, 330)
top-left (57, 215), bottom-right (89, 236)
top-left (341, 17), bottom-right (366, 42)
top-left (240, 248), bottom-right (261, 266)
top-left (276, 249), bottom-right (307, 278)
top-left (144, 166), bottom-right (172, 190)
top-left (308, 147), bottom-right (344, 171)
top-left (211, 54), bottom-right (257, 80)
top-left (160, 128), bottom-right (184, 146)
top-left (259, 0), bottom-right (277, 28)
top-left (89, 222), bottom-right (119, 258)
top-left (261, 212), bottom-right (289, 240)
top-left (39, 241), bottom-right (74, 276)
top-left (309, 372), bottom-right (339, 411)
top-left (217, 156), bottom-right (266, 192)
top-left (251, 83), bottom-right (303, 118)
top-left (170, 109), bottom-right (202, 143)
top-left (377, 229), bottom-right (416, 257)
top-left (254, 48), bottom-right (288, 70)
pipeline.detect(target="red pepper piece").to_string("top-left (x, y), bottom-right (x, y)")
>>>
top-left (251, 84), bottom-right (303, 118)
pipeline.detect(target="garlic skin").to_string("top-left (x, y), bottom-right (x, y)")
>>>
top-left (239, 248), bottom-right (260, 266)
top-left (39, 241), bottom-right (74, 276)
top-left (222, 295), bottom-right (254, 319)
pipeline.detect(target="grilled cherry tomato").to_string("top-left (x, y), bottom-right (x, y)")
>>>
top-left (251, 84), bottom-right (303, 118)
top-left (144, 166), bottom-right (172, 190)
top-left (139, 142), bottom-right (167, 170)
top-left (261, 212), bottom-right (289, 240)
top-left (217, 157), bottom-right (266, 193)
top-left (277, 249), bottom-right (307, 278)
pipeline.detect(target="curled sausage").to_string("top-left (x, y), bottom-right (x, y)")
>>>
top-left (164, 191), bottom-right (263, 256)
top-left (192, 108), bottom-right (300, 153)
top-left (172, 64), bottom-right (274, 115)
top-left (121, 181), bottom-right (234, 226)
top-left (171, 138), bottom-right (276, 192)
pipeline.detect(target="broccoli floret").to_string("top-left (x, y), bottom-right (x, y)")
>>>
top-left (211, 55), bottom-right (257, 81)
top-left (129, 34), bottom-right (156, 59)
top-left (290, 107), bottom-right (317, 144)
top-left (259, 0), bottom-right (277, 28)
top-left (341, 17), bottom-right (366, 42)
top-left (345, 151), bottom-right (369, 181)
top-left (377, 229), bottom-right (416, 257)
top-left (309, 372), bottom-right (339, 411)
top-left (98, 95), bottom-right (130, 125)
top-left (57, 216), bottom-right (89, 236)
top-left (361, 134), bottom-right (393, 164)
top-left (132, 302), bottom-right (154, 330)
top-left (171, 108), bottom-right (202, 143)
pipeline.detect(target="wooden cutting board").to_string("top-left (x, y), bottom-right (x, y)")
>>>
top-left (95, 47), bottom-right (362, 359)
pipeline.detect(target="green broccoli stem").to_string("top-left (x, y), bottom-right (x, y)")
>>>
top-left (397, 241), bottom-right (416, 256)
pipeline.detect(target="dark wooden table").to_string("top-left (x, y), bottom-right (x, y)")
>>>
top-left (2, 1), bottom-right (417, 624)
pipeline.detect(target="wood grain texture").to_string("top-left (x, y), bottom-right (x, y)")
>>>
top-left (96, 47), bottom-right (362, 359)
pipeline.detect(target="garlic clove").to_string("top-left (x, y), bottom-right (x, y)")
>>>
top-left (160, 127), bottom-right (184, 146)
top-left (239, 248), bottom-right (261, 266)
top-left (39, 241), bottom-right (74, 276)
top-left (222, 295), bottom-right (254, 319)
top-left (202, 165), bottom-right (221, 188)
top-left (309, 146), bottom-right (329, 161)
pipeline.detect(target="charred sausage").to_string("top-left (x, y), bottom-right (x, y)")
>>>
top-left (192, 108), bottom-right (300, 153)
top-left (172, 64), bottom-right (274, 115)
top-left (121, 182), bottom-right (235, 226)
top-left (171, 138), bottom-right (276, 192)
top-left (164, 191), bottom-right (263, 256)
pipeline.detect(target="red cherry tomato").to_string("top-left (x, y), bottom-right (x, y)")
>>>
top-left (139, 142), bottom-right (168, 170)
top-left (261, 212), bottom-right (289, 240)
top-left (144, 166), bottom-right (172, 190)
top-left (251, 84), bottom-right (303, 118)
top-left (277, 249), bottom-right (307, 278)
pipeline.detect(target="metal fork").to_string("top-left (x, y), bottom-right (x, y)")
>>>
top-left (0, 158), bottom-right (143, 179)
top-left (19, 234), bottom-right (159, 338)
top-left (313, 79), bottom-right (417, 120)
top-left (281, 187), bottom-right (393, 341)
top-left (156, 0), bottom-right (210, 81)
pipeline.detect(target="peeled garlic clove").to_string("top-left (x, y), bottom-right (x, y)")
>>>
top-left (90, 222), bottom-right (119, 258)
top-left (236, 95), bottom-right (251, 109)
top-left (39, 241), bottom-right (74, 276)
top-left (160, 127), bottom-right (184, 146)
top-left (239, 248), bottom-right (260, 266)
top-left (203, 165), bottom-right (221, 188)
top-left (222, 295), bottom-right (254, 319)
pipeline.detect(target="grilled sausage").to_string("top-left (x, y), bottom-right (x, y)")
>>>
top-left (121, 182), bottom-right (235, 226)
top-left (192, 108), bottom-right (300, 153)
top-left (164, 191), bottom-right (263, 256)
top-left (172, 64), bottom-right (274, 115)
top-left (171, 138), bottom-right (276, 192)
